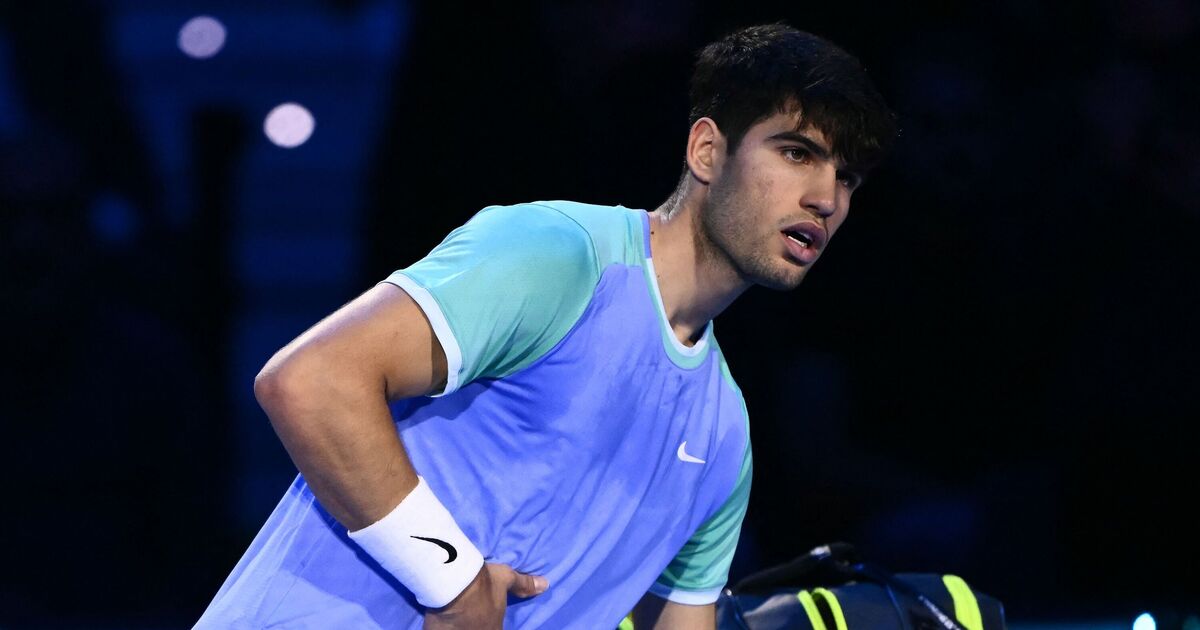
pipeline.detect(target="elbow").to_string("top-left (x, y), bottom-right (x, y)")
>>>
top-left (254, 351), bottom-right (314, 424)
top-left (253, 347), bottom-right (371, 428)
top-left (253, 363), bottom-right (284, 411)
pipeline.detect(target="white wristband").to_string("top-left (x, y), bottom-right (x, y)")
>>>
top-left (347, 476), bottom-right (485, 608)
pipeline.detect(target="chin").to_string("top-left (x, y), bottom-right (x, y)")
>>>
top-left (754, 266), bottom-right (808, 291)
top-left (730, 247), bottom-right (809, 290)
top-left (764, 277), bottom-right (806, 291)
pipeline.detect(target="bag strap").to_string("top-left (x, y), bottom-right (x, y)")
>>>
top-left (848, 562), bottom-right (970, 630)
top-left (730, 543), bottom-right (860, 594)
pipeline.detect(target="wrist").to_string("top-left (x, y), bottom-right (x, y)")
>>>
top-left (427, 566), bottom-right (489, 613)
top-left (348, 476), bottom-right (485, 608)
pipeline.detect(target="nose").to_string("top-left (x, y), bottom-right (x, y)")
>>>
top-left (801, 164), bottom-right (839, 218)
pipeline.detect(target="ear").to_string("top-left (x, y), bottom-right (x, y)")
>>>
top-left (685, 117), bottom-right (725, 185)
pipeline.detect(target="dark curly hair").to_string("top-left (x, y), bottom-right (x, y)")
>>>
top-left (689, 23), bottom-right (898, 174)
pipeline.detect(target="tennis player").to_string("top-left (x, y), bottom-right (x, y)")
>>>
top-left (196, 23), bottom-right (895, 629)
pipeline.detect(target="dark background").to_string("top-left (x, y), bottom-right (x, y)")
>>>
top-left (2, 0), bottom-right (1198, 627)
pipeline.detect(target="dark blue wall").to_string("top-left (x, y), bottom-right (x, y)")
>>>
top-left (2, 1), bottom-right (1198, 627)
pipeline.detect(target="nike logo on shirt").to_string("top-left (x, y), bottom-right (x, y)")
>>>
top-left (676, 441), bottom-right (706, 464)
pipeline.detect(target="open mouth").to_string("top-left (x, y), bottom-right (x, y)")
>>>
top-left (783, 229), bottom-right (814, 249)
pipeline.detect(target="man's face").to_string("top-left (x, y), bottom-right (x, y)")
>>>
top-left (698, 111), bottom-right (860, 290)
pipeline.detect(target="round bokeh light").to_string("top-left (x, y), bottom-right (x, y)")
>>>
top-left (178, 16), bottom-right (226, 59)
top-left (263, 102), bottom-right (316, 148)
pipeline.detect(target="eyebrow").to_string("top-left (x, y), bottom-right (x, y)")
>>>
top-left (765, 130), bottom-right (833, 162)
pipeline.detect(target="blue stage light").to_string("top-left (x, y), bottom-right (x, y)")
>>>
top-left (1133, 612), bottom-right (1157, 630)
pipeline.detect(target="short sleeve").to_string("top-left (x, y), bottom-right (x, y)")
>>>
top-left (381, 203), bottom-right (600, 395)
top-left (649, 444), bottom-right (753, 605)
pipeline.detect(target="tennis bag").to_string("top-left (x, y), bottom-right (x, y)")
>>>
top-left (716, 543), bottom-right (1006, 630)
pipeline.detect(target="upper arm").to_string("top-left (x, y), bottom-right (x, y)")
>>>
top-left (256, 282), bottom-right (448, 403)
top-left (251, 275), bottom-right (448, 531)
top-left (259, 203), bottom-right (600, 403)
top-left (631, 595), bottom-right (715, 630)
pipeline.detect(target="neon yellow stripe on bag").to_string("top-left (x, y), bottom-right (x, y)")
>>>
top-left (796, 590), bottom-right (828, 630)
top-left (942, 575), bottom-right (983, 630)
top-left (618, 614), bottom-right (634, 630)
top-left (812, 587), bottom-right (849, 630)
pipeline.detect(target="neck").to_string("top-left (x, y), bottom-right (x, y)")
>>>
top-left (648, 191), bottom-right (751, 347)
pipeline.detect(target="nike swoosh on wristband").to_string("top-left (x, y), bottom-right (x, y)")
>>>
top-left (676, 441), bottom-right (706, 464)
top-left (410, 535), bottom-right (458, 564)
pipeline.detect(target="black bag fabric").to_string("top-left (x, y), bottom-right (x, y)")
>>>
top-left (717, 543), bottom-right (1006, 630)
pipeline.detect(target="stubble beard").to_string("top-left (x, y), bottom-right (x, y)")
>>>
top-left (696, 168), bottom-right (806, 291)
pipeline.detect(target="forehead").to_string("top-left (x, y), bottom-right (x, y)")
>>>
top-left (746, 110), bottom-right (833, 149)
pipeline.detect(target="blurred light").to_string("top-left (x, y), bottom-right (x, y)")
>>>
top-left (1133, 612), bottom-right (1156, 630)
top-left (263, 103), bottom-right (315, 148)
top-left (178, 16), bottom-right (226, 59)
top-left (88, 193), bottom-right (139, 246)
top-left (1183, 615), bottom-right (1200, 630)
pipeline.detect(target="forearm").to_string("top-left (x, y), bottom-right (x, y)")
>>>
top-left (632, 596), bottom-right (716, 630)
top-left (256, 352), bottom-right (418, 531)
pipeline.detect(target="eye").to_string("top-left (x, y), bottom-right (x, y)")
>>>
top-left (782, 147), bottom-right (812, 164)
top-left (837, 170), bottom-right (862, 191)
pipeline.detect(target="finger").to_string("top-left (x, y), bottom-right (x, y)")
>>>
top-left (506, 571), bottom-right (548, 598)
